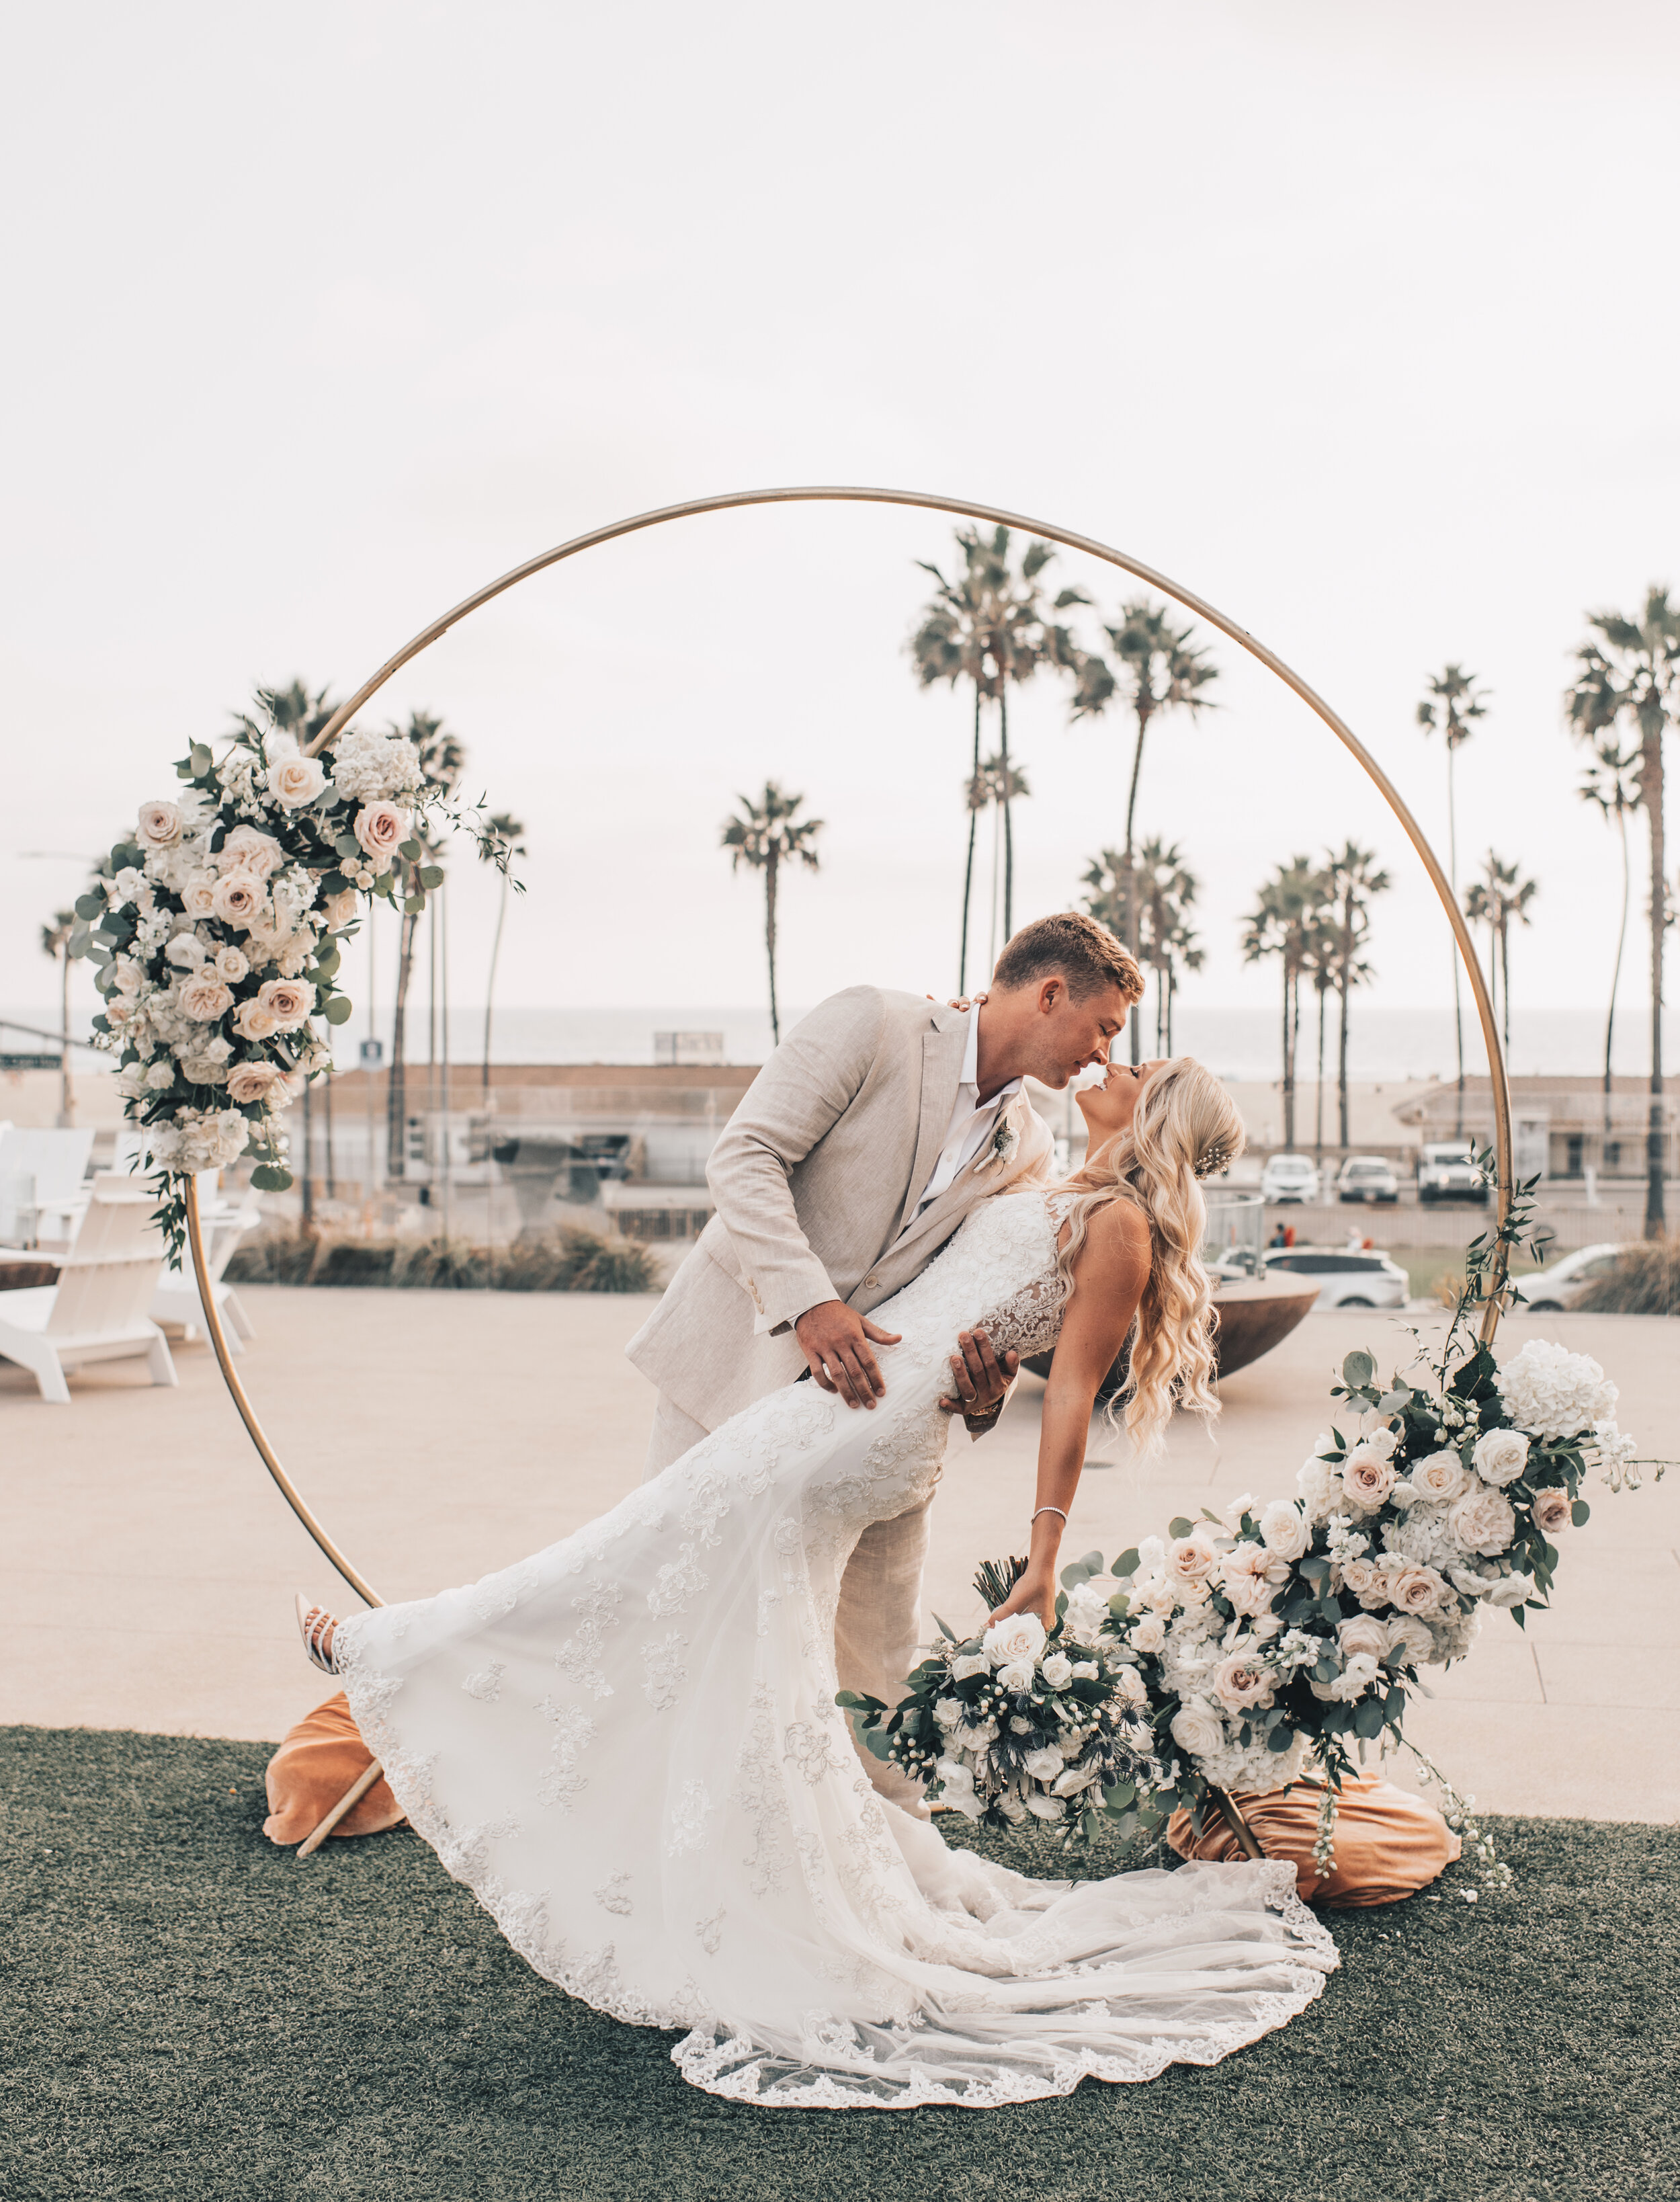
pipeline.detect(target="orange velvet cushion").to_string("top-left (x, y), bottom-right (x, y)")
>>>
top-left (1167, 1770), bottom-right (1461, 1908)
top-left (263, 1690), bottom-right (405, 1846)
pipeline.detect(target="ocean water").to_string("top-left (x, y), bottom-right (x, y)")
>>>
top-left (7, 1000), bottom-right (1667, 1083)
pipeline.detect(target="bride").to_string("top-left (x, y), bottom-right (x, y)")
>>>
top-left (300, 1055), bottom-right (1337, 2108)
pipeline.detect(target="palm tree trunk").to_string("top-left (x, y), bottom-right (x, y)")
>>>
top-left (1165, 966), bottom-right (1175, 1057)
top-left (1604, 805), bottom-right (1630, 1141)
top-left (1449, 745), bottom-right (1465, 1140)
top-left (765, 848), bottom-right (781, 1046)
top-left (1124, 708), bottom-right (1149, 1067)
top-left (1643, 730), bottom-right (1666, 1237)
top-left (387, 909), bottom-right (419, 1182)
top-left (1337, 969), bottom-right (1351, 1153)
top-left (999, 690), bottom-right (1014, 945)
top-left (1280, 963), bottom-right (1295, 1151)
top-left (959, 684), bottom-right (980, 993)
top-left (1314, 984), bottom-right (1327, 1161)
top-left (483, 871), bottom-right (509, 1098)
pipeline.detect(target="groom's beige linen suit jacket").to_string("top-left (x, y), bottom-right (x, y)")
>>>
top-left (625, 985), bottom-right (1054, 1810)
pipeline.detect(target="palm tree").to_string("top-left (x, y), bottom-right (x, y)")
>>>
top-left (1466, 853), bottom-right (1537, 1058)
top-left (40, 909), bottom-right (76, 1125)
top-left (1298, 890), bottom-right (1340, 1164)
top-left (1073, 602), bottom-right (1218, 1065)
top-left (386, 711), bottom-right (465, 1183)
top-left (478, 812), bottom-right (527, 1098)
top-left (1417, 665), bottom-right (1490, 1138)
top-left (911, 528), bottom-right (1087, 985)
top-left (1322, 842), bottom-right (1390, 1153)
top-left (1579, 739), bottom-right (1642, 1139)
top-left (1566, 587), bottom-right (1680, 1237)
top-left (968, 753), bottom-right (1032, 971)
top-left (1243, 857), bottom-right (1322, 1151)
top-left (1094, 837), bottom-right (1203, 1057)
top-left (722, 782), bottom-right (823, 1045)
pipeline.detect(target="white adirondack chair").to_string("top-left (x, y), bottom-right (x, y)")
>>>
top-left (0, 1125), bottom-right (95, 1248)
top-left (0, 1174), bottom-right (177, 1403)
top-left (151, 1194), bottom-right (259, 1352)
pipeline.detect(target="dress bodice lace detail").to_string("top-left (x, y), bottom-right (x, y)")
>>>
top-left (333, 1182), bottom-right (1336, 2109)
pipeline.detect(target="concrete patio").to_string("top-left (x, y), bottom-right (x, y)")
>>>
top-left (3, 1289), bottom-right (1675, 1822)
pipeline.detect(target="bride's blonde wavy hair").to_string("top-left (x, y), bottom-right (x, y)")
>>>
top-left (1055, 1059), bottom-right (1247, 1459)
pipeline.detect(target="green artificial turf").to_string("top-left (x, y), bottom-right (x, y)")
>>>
top-left (1, 1727), bottom-right (1674, 2202)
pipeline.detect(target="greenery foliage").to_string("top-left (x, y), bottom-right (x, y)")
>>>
top-left (224, 1223), bottom-right (657, 1293)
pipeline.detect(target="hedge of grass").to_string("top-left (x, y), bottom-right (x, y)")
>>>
top-left (225, 1224), bottom-right (657, 1293)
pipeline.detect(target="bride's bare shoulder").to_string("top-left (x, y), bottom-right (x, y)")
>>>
top-left (1069, 1196), bottom-right (1151, 1279)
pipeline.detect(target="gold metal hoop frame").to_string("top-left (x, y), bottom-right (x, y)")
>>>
top-left (183, 485), bottom-right (1515, 1857)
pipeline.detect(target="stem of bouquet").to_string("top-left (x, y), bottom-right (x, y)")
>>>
top-left (1210, 1788), bottom-right (1265, 1861)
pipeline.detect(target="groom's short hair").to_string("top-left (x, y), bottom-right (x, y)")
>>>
top-left (993, 912), bottom-right (1144, 1003)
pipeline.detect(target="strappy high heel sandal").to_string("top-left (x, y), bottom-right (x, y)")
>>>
top-left (296, 1592), bottom-right (341, 1675)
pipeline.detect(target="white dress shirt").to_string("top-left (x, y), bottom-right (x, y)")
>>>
top-left (915, 1005), bottom-right (1022, 1215)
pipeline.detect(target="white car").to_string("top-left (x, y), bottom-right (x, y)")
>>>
top-left (1260, 1246), bottom-right (1409, 1309)
top-left (1261, 1153), bottom-right (1320, 1204)
top-left (1521, 1243), bottom-right (1627, 1311)
top-left (1417, 1140), bottom-right (1489, 1205)
top-left (1336, 1155), bottom-right (1399, 1204)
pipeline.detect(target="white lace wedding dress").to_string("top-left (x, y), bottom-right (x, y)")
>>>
top-left (336, 1185), bottom-right (1337, 2108)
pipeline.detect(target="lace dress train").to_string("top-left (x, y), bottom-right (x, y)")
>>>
top-left (335, 1188), bottom-right (1337, 2108)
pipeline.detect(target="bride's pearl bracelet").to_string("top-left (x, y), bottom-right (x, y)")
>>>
top-left (1032, 1506), bottom-right (1068, 1526)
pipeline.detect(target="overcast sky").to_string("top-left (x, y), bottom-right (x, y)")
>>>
top-left (4, 1), bottom-right (1677, 1071)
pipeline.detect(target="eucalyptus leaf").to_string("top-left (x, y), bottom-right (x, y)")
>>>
top-left (1167, 1517), bottom-right (1193, 1541)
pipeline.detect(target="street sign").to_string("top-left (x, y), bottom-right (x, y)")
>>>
top-left (359, 1038), bottom-right (385, 1069)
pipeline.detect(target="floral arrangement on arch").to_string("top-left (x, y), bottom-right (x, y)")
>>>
top-left (81, 715), bottom-right (509, 1252)
top-left (849, 1194), bottom-right (1663, 1879)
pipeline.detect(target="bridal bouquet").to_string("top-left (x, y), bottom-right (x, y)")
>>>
top-left (859, 1190), bottom-right (1664, 1872)
top-left (80, 716), bottom-right (511, 1253)
top-left (839, 1559), bottom-right (1160, 1844)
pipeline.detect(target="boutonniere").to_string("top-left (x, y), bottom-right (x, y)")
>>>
top-left (986, 1114), bottom-right (1020, 1171)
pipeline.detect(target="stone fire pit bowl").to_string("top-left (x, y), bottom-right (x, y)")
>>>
top-left (1023, 1272), bottom-right (1319, 1395)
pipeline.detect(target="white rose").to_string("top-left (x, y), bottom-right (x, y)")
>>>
top-left (1112, 1666), bottom-right (1149, 1709)
top-left (1385, 1615), bottom-right (1435, 1666)
top-left (1450, 1485), bottom-right (1517, 1559)
top-left (266, 753), bottom-right (327, 809)
top-left (1387, 1563), bottom-right (1450, 1617)
top-left (950, 1652), bottom-right (989, 1682)
top-left (181, 873), bottom-right (219, 920)
top-left (1482, 1572), bottom-right (1533, 1608)
top-left (996, 1662), bottom-right (1036, 1695)
top-left (233, 998), bottom-right (279, 1042)
top-left (1023, 1746), bottom-right (1064, 1782)
top-left (1329, 1651), bottom-right (1381, 1702)
top-left (218, 825), bottom-right (284, 879)
top-left (214, 945), bottom-right (249, 984)
top-left (1411, 1451), bottom-right (1469, 1503)
top-left (1222, 1491), bottom-right (1259, 1532)
top-left (1052, 1762), bottom-right (1100, 1798)
top-left (255, 977), bottom-right (314, 1032)
top-left (1071, 1660), bottom-right (1099, 1680)
top-left (144, 1061), bottom-right (175, 1090)
top-left (1039, 1652), bottom-right (1073, 1690)
top-left (1337, 1613), bottom-right (1390, 1662)
top-left (177, 974), bottom-right (234, 1023)
top-left (1212, 1656), bottom-right (1274, 1711)
top-left (1025, 1793), bottom-right (1067, 1822)
top-left (137, 799), bottom-right (184, 848)
top-left (323, 887), bottom-right (359, 930)
top-left (1167, 1531), bottom-right (1220, 1590)
top-left (164, 934), bottom-right (207, 969)
top-left (982, 1611), bottom-right (1046, 1671)
top-left (1130, 1613), bottom-right (1167, 1654)
top-left (1258, 1499), bottom-right (1311, 1561)
top-left (933, 1760), bottom-right (982, 1820)
top-left (1363, 1425), bottom-right (1399, 1461)
top-left (1169, 1703), bottom-right (1227, 1760)
top-left (1472, 1429), bottom-right (1530, 1488)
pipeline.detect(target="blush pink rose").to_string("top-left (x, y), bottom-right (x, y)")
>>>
top-left (1530, 1487), bottom-right (1573, 1537)
top-left (212, 874), bottom-right (264, 927)
top-left (1387, 1564), bottom-right (1450, 1617)
top-left (1337, 1614), bottom-right (1390, 1662)
top-left (233, 998), bottom-right (279, 1041)
top-left (255, 977), bottom-right (314, 1031)
top-left (1212, 1656), bottom-right (1275, 1711)
top-left (1450, 1485), bottom-right (1518, 1559)
top-left (266, 753), bottom-right (327, 809)
top-left (214, 944), bottom-right (249, 983)
top-left (1341, 1445), bottom-right (1396, 1511)
top-left (352, 803), bottom-right (411, 870)
top-left (137, 800), bottom-right (184, 848)
top-left (225, 1061), bottom-right (290, 1106)
top-left (1167, 1531), bottom-right (1220, 1592)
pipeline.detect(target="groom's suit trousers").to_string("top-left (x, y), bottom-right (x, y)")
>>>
top-left (643, 1385), bottom-right (933, 1818)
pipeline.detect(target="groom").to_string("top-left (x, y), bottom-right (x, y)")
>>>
top-left (626, 910), bottom-right (1142, 1804)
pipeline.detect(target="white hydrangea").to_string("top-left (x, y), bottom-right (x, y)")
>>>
top-left (1494, 1338), bottom-right (1618, 1442)
top-left (1423, 1606), bottom-right (1482, 1664)
top-left (1297, 1455), bottom-right (1343, 1521)
top-left (1381, 1502), bottom-right (1462, 1571)
top-left (1062, 1577), bottom-right (1120, 1648)
top-left (328, 727), bottom-right (424, 802)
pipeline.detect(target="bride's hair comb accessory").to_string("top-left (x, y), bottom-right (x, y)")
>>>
top-left (1194, 1137), bottom-right (1234, 1180)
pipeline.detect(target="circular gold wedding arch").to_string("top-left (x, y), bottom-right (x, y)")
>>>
top-left (184, 485), bottom-right (1516, 1629)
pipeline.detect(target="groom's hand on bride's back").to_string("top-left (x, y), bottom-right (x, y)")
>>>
top-left (794, 1301), bottom-right (902, 1409)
